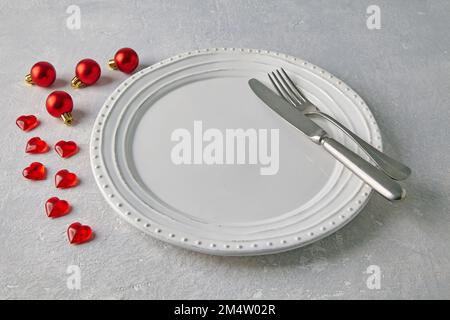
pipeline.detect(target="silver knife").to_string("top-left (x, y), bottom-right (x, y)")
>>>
top-left (249, 78), bottom-right (405, 201)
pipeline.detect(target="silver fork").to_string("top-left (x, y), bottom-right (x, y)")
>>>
top-left (268, 68), bottom-right (411, 181)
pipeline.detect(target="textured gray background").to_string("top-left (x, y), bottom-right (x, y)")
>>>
top-left (0, 0), bottom-right (449, 299)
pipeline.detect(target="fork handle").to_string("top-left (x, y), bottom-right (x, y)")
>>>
top-left (315, 112), bottom-right (411, 181)
top-left (321, 136), bottom-right (405, 201)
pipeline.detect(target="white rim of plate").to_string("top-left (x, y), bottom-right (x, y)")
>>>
top-left (90, 48), bottom-right (381, 256)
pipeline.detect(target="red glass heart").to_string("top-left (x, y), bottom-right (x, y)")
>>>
top-left (45, 197), bottom-right (71, 218)
top-left (22, 162), bottom-right (46, 180)
top-left (67, 222), bottom-right (93, 245)
top-left (16, 115), bottom-right (39, 131)
top-left (55, 169), bottom-right (78, 188)
top-left (55, 140), bottom-right (78, 158)
top-left (26, 137), bottom-right (49, 154)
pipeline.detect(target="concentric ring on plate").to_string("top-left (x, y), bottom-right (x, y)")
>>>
top-left (91, 48), bottom-right (380, 255)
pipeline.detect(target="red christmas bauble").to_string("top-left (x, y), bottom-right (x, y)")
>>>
top-left (27, 61), bottom-right (56, 87)
top-left (75, 58), bottom-right (101, 86)
top-left (46, 91), bottom-right (73, 125)
top-left (113, 48), bottom-right (139, 73)
top-left (46, 91), bottom-right (73, 117)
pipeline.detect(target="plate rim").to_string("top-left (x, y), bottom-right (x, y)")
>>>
top-left (90, 47), bottom-right (380, 256)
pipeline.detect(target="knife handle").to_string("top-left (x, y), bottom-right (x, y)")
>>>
top-left (316, 111), bottom-right (411, 181)
top-left (321, 137), bottom-right (406, 201)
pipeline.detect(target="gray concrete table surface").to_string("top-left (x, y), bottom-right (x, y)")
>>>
top-left (0, 0), bottom-right (449, 299)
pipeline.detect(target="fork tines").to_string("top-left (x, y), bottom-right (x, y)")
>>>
top-left (268, 68), bottom-right (309, 106)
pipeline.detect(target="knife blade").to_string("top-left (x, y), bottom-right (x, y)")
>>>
top-left (248, 78), bottom-right (405, 201)
top-left (248, 78), bottom-right (326, 144)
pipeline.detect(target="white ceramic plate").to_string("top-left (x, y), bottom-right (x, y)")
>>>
top-left (91, 48), bottom-right (381, 256)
